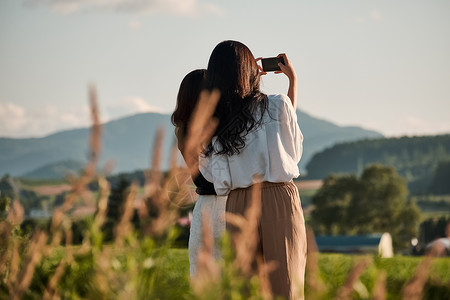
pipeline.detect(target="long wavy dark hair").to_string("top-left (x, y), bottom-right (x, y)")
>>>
top-left (205, 40), bottom-right (268, 156)
top-left (171, 69), bottom-right (206, 142)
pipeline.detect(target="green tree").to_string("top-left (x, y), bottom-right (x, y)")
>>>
top-left (428, 160), bottom-right (450, 194)
top-left (353, 165), bottom-right (409, 233)
top-left (0, 174), bottom-right (16, 199)
top-left (102, 176), bottom-right (130, 241)
top-left (0, 195), bottom-right (11, 219)
top-left (311, 174), bottom-right (360, 235)
top-left (0, 175), bottom-right (15, 219)
top-left (102, 176), bottom-right (139, 242)
top-left (311, 164), bottom-right (420, 250)
top-left (18, 189), bottom-right (43, 214)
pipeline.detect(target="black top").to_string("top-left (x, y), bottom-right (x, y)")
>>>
top-left (193, 172), bottom-right (216, 195)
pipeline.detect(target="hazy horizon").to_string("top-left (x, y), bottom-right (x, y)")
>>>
top-left (1, 0), bottom-right (449, 138)
top-left (0, 107), bottom-right (387, 140)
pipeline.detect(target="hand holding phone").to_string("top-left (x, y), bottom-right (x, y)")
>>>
top-left (256, 53), bottom-right (297, 108)
top-left (256, 54), bottom-right (296, 80)
top-left (260, 56), bottom-right (285, 72)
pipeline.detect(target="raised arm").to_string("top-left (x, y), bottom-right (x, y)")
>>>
top-left (276, 53), bottom-right (297, 109)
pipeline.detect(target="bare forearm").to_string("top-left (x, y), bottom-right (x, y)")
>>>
top-left (287, 75), bottom-right (297, 109)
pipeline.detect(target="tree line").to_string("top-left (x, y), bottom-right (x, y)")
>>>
top-left (306, 134), bottom-right (450, 195)
top-left (311, 164), bottom-right (421, 250)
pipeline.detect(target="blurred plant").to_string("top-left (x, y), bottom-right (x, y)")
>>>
top-left (0, 86), bottom-right (448, 300)
top-left (305, 227), bottom-right (327, 300)
top-left (0, 86), bottom-right (193, 299)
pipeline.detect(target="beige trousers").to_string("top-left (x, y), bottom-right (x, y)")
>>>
top-left (226, 181), bottom-right (307, 300)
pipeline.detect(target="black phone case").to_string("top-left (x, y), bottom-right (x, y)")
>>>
top-left (261, 56), bottom-right (285, 72)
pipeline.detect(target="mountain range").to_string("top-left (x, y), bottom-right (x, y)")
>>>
top-left (0, 110), bottom-right (383, 179)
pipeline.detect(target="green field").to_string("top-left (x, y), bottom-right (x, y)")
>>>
top-left (15, 248), bottom-right (448, 300)
top-left (2, 173), bottom-right (449, 299)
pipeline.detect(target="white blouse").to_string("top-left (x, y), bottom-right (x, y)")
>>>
top-left (199, 94), bottom-right (303, 196)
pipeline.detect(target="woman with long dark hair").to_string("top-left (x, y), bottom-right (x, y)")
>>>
top-left (199, 41), bottom-right (306, 299)
top-left (171, 69), bottom-right (227, 277)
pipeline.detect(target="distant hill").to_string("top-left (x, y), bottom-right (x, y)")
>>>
top-left (297, 111), bottom-right (382, 172)
top-left (20, 160), bottom-right (84, 180)
top-left (0, 112), bottom-right (174, 178)
top-left (0, 110), bottom-right (383, 179)
top-left (428, 160), bottom-right (450, 194)
top-left (305, 134), bottom-right (450, 194)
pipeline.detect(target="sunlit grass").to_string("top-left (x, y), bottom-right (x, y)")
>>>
top-left (1, 86), bottom-right (449, 299)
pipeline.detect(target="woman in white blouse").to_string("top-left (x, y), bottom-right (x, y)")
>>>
top-left (199, 40), bottom-right (306, 299)
top-left (171, 69), bottom-right (227, 277)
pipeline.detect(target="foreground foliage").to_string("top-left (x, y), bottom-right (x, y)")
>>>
top-left (1, 87), bottom-right (449, 299)
top-left (2, 244), bottom-right (449, 299)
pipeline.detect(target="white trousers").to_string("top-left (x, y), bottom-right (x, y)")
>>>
top-left (188, 194), bottom-right (227, 277)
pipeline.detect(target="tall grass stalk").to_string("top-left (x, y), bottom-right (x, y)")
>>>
top-left (0, 86), bottom-right (448, 299)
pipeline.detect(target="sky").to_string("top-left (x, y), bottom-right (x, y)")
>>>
top-left (1, 0), bottom-right (449, 138)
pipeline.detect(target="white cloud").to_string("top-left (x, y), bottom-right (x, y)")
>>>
top-left (365, 114), bottom-right (450, 137)
top-left (49, 1), bottom-right (80, 14)
top-left (0, 103), bottom-right (27, 132)
top-left (104, 97), bottom-right (166, 120)
top-left (0, 97), bottom-right (166, 137)
top-left (124, 97), bottom-right (165, 113)
top-left (0, 102), bottom-right (90, 137)
top-left (399, 115), bottom-right (450, 136)
top-left (370, 10), bottom-right (383, 21)
top-left (23, 0), bottom-right (224, 17)
top-left (403, 115), bottom-right (429, 130)
top-left (128, 20), bottom-right (141, 30)
top-left (350, 10), bottom-right (383, 24)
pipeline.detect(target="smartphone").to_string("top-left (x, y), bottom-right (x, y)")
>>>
top-left (261, 56), bottom-right (285, 72)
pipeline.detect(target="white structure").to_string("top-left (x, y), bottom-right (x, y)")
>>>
top-left (378, 232), bottom-right (394, 258)
top-left (315, 232), bottom-right (394, 257)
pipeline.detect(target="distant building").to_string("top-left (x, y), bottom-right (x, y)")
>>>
top-left (315, 233), bottom-right (393, 257)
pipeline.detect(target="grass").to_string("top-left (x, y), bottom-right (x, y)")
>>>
top-left (23, 247), bottom-right (450, 299)
top-left (2, 86), bottom-right (450, 300)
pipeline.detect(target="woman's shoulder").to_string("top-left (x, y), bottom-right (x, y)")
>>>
top-left (267, 94), bottom-right (296, 118)
top-left (268, 93), bottom-right (291, 104)
top-left (268, 93), bottom-right (290, 100)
